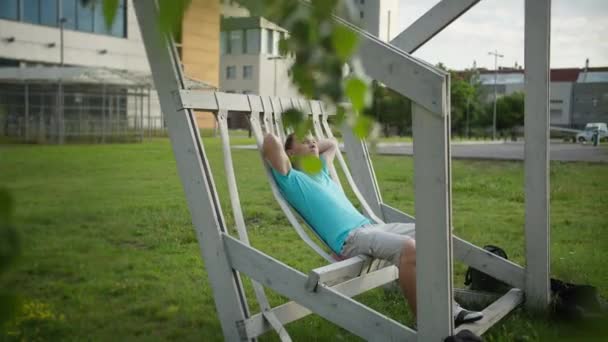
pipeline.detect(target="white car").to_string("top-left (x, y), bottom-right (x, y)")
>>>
top-left (576, 122), bottom-right (608, 143)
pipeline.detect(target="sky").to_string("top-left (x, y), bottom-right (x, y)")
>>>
top-left (398, 0), bottom-right (608, 70)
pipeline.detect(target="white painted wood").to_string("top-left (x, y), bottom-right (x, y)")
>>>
top-left (175, 90), bottom-right (218, 111)
top-left (132, 2), bottom-right (250, 340)
top-left (453, 237), bottom-right (526, 289)
top-left (455, 288), bottom-right (524, 336)
top-left (390, 0), bottom-right (480, 54)
top-left (412, 100), bottom-right (454, 340)
top-left (245, 265), bottom-right (400, 339)
top-left (340, 121), bottom-right (385, 221)
top-left (224, 235), bottom-right (417, 341)
top-left (380, 203), bottom-right (416, 224)
top-left (524, 0), bottom-right (551, 312)
top-left (216, 111), bottom-right (291, 341)
top-left (327, 15), bottom-right (446, 113)
top-left (308, 101), bottom-right (344, 189)
top-left (453, 288), bottom-right (502, 309)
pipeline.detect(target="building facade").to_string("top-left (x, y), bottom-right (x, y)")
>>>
top-left (0, 0), bottom-right (221, 142)
top-left (478, 67), bottom-right (608, 128)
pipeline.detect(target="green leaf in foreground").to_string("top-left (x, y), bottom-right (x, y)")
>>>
top-left (282, 108), bottom-right (304, 130)
top-left (102, 0), bottom-right (120, 28)
top-left (294, 118), bottom-right (313, 139)
top-left (353, 114), bottom-right (374, 139)
top-left (331, 25), bottom-right (358, 62)
top-left (158, 0), bottom-right (192, 37)
top-left (345, 77), bottom-right (367, 113)
top-left (299, 155), bottom-right (323, 174)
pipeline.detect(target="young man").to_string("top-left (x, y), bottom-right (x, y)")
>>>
top-left (262, 132), bottom-right (483, 325)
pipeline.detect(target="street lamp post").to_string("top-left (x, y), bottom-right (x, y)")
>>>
top-left (488, 50), bottom-right (504, 140)
top-left (58, 17), bottom-right (67, 144)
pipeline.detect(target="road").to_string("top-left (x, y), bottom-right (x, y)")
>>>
top-left (367, 141), bottom-right (608, 163)
top-left (234, 141), bottom-right (608, 163)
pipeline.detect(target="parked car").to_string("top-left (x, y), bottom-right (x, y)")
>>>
top-left (576, 122), bottom-right (608, 143)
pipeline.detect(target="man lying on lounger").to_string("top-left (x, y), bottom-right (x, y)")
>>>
top-left (263, 132), bottom-right (484, 325)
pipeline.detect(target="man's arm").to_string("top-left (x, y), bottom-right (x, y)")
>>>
top-left (318, 138), bottom-right (338, 163)
top-left (263, 133), bottom-right (291, 175)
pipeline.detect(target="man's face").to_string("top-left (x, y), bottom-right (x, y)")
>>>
top-left (287, 135), bottom-right (319, 158)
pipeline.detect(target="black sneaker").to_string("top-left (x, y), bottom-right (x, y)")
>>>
top-left (454, 308), bottom-right (484, 326)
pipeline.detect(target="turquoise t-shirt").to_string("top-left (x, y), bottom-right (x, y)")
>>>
top-left (271, 158), bottom-right (371, 254)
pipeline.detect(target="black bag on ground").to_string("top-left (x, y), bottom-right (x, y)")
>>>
top-left (550, 278), bottom-right (605, 320)
top-left (464, 245), bottom-right (511, 293)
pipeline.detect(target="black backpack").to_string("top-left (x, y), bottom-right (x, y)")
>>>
top-left (464, 245), bottom-right (511, 293)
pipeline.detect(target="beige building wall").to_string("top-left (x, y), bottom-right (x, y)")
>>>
top-left (182, 0), bottom-right (220, 129)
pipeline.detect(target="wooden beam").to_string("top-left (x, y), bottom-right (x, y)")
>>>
top-left (455, 288), bottom-right (524, 335)
top-left (381, 203), bottom-right (416, 224)
top-left (224, 235), bottom-right (416, 341)
top-left (245, 265), bottom-right (399, 339)
top-left (390, 0), bottom-right (481, 53)
top-left (524, 0), bottom-right (551, 312)
top-left (133, 2), bottom-right (250, 340)
top-left (412, 98), bottom-right (454, 339)
top-left (453, 237), bottom-right (526, 289)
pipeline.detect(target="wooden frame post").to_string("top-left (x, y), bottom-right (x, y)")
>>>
top-left (412, 80), bottom-right (454, 340)
top-left (132, 2), bottom-right (251, 340)
top-left (524, 0), bottom-right (551, 311)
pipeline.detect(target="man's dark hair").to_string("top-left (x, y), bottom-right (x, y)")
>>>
top-left (284, 133), bottom-right (295, 151)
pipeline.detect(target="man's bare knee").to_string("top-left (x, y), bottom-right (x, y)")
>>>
top-left (400, 238), bottom-right (416, 266)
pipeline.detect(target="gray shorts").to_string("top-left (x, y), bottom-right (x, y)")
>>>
top-left (340, 222), bottom-right (416, 266)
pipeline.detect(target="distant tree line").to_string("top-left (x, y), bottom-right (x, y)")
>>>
top-left (368, 64), bottom-right (525, 138)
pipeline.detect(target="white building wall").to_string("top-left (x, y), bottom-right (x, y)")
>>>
top-left (550, 82), bottom-right (573, 125)
top-left (0, 1), bottom-right (149, 72)
top-left (0, 1), bottom-right (164, 129)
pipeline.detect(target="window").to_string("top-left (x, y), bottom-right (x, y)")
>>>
top-left (1, 0), bottom-right (124, 37)
top-left (40, 0), bottom-right (58, 26)
top-left (550, 99), bottom-right (564, 104)
top-left (229, 30), bottom-right (243, 54)
top-left (23, 0), bottom-right (40, 24)
top-left (61, 0), bottom-right (76, 29)
top-left (243, 65), bottom-right (253, 79)
top-left (220, 31), bottom-right (228, 54)
top-left (266, 29), bottom-right (274, 54)
top-left (550, 109), bottom-right (562, 119)
top-left (360, 0), bottom-right (365, 4)
top-left (360, 11), bottom-right (364, 19)
top-left (245, 29), bottom-right (259, 54)
top-left (226, 66), bottom-right (237, 79)
top-left (0, 0), bottom-right (18, 20)
top-left (76, 0), bottom-right (94, 32)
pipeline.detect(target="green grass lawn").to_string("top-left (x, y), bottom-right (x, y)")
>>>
top-left (1, 138), bottom-right (607, 341)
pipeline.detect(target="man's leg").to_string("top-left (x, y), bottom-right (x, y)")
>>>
top-left (398, 238), bottom-right (417, 314)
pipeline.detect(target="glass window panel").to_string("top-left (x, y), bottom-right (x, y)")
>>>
top-left (245, 29), bottom-right (259, 54)
top-left (243, 65), bottom-right (253, 79)
top-left (76, 0), bottom-right (93, 32)
top-left (40, 0), bottom-right (58, 26)
top-left (61, 0), bottom-right (76, 29)
top-left (0, 0), bottom-right (18, 20)
top-left (93, 0), bottom-right (111, 35)
top-left (220, 31), bottom-right (228, 54)
top-left (226, 66), bottom-right (236, 79)
top-left (229, 30), bottom-right (243, 54)
top-left (109, 7), bottom-right (124, 37)
top-left (22, 0), bottom-right (40, 24)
